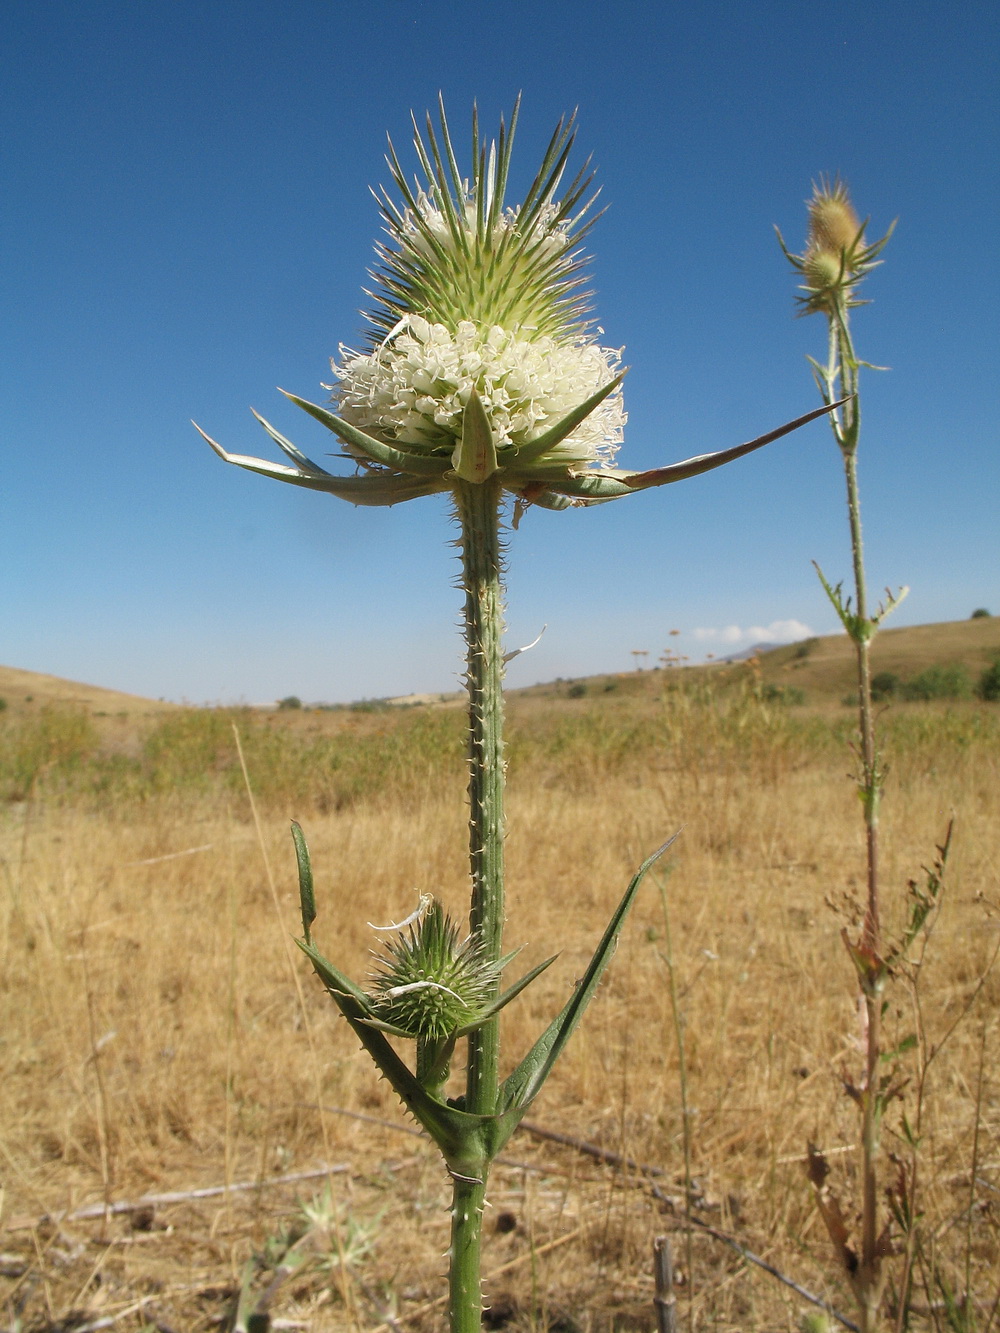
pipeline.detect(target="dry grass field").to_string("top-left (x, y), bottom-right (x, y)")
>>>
top-left (1, 623), bottom-right (999, 1331)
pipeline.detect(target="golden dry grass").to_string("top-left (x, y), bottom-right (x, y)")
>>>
top-left (0, 666), bottom-right (177, 718)
top-left (1, 665), bottom-right (998, 1331)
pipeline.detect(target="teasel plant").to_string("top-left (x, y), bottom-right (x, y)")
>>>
top-left (778, 181), bottom-right (905, 1331)
top-left (196, 98), bottom-right (840, 1331)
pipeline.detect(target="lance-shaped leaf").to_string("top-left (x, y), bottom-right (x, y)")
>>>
top-left (451, 389), bottom-right (498, 483)
top-left (490, 833), bottom-right (679, 1151)
top-left (840, 926), bottom-right (888, 995)
top-left (194, 422), bottom-right (447, 506)
top-left (539, 472), bottom-right (636, 501)
top-left (813, 561), bottom-right (867, 640)
top-left (452, 954), bottom-right (558, 1038)
top-left (251, 408), bottom-right (340, 477)
top-left (292, 821), bottom-right (316, 945)
top-left (621, 401), bottom-right (848, 493)
top-left (279, 390), bottom-right (451, 476)
top-left (506, 373), bottom-right (626, 469)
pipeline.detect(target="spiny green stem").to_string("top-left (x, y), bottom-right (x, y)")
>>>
top-left (457, 477), bottom-right (507, 1114)
top-left (449, 1176), bottom-right (489, 1333)
top-left (828, 297), bottom-right (884, 1332)
top-left (450, 476), bottom-right (507, 1330)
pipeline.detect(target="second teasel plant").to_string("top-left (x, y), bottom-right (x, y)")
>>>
top-left (197, 98), bottom-right (839, 1331)
top-left (779, 180), bottom-right (933, 1332)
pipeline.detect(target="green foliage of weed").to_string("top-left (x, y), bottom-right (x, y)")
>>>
top-left (138, 707), bottom-right (466, 811)
top-left (901, 663), bottom-right (973, 701)
top-left (976, 657), bottom-right (1000, 702)
top-left (0, 705), bottom-right (99, 799)
top-left (4, 687), bottom-right (998, 815)
top-left (762, 682), bottom-right (806, 704)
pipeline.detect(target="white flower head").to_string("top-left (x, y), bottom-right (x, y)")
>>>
top-left (334, 317), bottom-right (625, 471)
top-left (198, 99), bottom-right (833, 514)
top-left (325, 96), bottom-right (625, 475)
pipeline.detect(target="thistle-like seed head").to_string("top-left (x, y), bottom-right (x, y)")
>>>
top-left (369, 900), bottom-right (502, 1041)
top-left (802, 246), bottom-right (845, 297)
top-left (800, 245), bottom-right (848, 306)
top-left (807, 178), bottom-right (863, 257)
top-left (778, 175), bottom-right (895, 318)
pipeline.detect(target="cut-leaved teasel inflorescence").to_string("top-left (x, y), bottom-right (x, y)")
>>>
top-left (197, 98), bottom-right (839, 1332)
top-left (195, 98), bottom-right (837, 520)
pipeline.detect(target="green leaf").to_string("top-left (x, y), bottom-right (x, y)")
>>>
top-left (249, 409), bottom-right (337, 478)
top-left (492, 834), bottom-right (679, 1145)
top-left (880, 1033), bottom-right (918, 1063)
top-left (296, 937), bottom-right (373, 1010)
top-left (291, 821), bottom-right (315, 945)
top-left (355, 1015), bottom-right (419, 1039)
top-left (900, 1112), bottom-right (921, 1149)
top-left (622, 401), bottom-right (848, 492)
top-left (839, 927), bottom-right (887, 993)
top-left (508, 374), bottom-right (626, 468)
top-left (538, 473), bottom-right (635, 501)
top-left (869, 583), bottom-right (909, 629)
top-left (279, 391), bottom-right (451, 476)
top-left (451, 390), bottom-right (498, 482)
top-left (812, 561), bottom-right (861, 639)
top-left (453, 954), bottom-right (558, 1037)
top-left (194, 423), bottom-right (446, 506)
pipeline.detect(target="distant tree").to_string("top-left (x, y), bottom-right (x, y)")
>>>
top-left (971, 607), bottom-right (991, 618)
top-left (870, 671), bottom-right (900, 701)
top-left (277, 695), bottom-right (303, 710)
top-left (901, 665), bottom-right (972, 701)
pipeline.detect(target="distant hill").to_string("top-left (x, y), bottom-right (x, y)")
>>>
top-left (508, 616), bottom-right (1000, 710)
top-left (720, 642), bottom-right (782, 662)
top-left (2, 617), bottom-right (997, 717)
top-left (754, 616), bottom-right (1000, 701)
top-left (0, 664), bottom-right (176, 716)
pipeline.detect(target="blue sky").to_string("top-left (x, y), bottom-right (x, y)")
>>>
top-left (3, 1), bottom-right (997, 704)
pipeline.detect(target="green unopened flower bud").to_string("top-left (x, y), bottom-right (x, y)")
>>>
top-left (369, 900), bottom-right (501, 1042)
